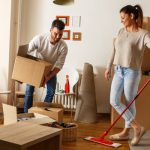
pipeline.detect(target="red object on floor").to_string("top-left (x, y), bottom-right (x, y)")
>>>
top-left (84, 136), bottom-right (121, 148)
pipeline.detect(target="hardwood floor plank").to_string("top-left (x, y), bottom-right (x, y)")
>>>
top-left (62, 113), bottom-right (130, 150)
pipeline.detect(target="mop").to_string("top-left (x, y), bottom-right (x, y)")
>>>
top-left (84, 79), bottom-right (150, 148)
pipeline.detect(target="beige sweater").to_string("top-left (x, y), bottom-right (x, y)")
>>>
top-left (107, 28), bottom-right (150, 70)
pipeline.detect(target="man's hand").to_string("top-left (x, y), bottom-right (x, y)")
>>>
top-left (43, 68), bottom-right (60, 86)
top-left (104, 69), bottom-right (111, 81)
top-left (43, 74), bottom-right (51, 86)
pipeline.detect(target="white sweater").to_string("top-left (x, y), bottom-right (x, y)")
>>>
top-left (107, 28), bottom-right (150, 70)
top-left (28, 32), bottom-right (68, 70)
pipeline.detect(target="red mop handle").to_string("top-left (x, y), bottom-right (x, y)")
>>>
top-left (101, 78), bottom-right (150, 139)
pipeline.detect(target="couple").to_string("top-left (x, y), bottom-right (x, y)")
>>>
top-left (23, 4), bottom-right (150, 147)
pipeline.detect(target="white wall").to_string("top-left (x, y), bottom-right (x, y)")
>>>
top-left (20, 0), bottom-right (150, 113)
top-left (0, 0), bottom-right (20, 107)
top-left (0, 0), bottom-right (11, 106)
top-left (0, 0), bottom-right (11, 91)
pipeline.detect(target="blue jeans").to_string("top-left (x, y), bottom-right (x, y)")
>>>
top-left (110, 66), bottom-right (141, 128)
top-left (24, 76), bottom-right (57, 113)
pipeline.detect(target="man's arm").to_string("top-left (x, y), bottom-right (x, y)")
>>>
top-left (43, 41), bottom-right (68, 85)
top-left (44, 67), bottom-right (60, 85)
top-left (27, 35), bottom-right (41, 55)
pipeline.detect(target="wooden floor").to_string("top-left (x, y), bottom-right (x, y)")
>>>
top-left (62, 113), bottom-right (130, 150)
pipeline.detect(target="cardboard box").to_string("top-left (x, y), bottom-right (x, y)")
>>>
top-left (0, 112), bottom-right (55, 127)
top-left (111, 75), bottom-right (150, 129)
top-left (141, 48), bottom-right (150, 71)
top-left (0, 114), bottom-right (3, 127)
top-left (17, 112), bottom-right (55, 125)
top-left (142, 17), bottom-right (150, 71)
top-left (29, 107), bottom-right (63, 123)
top-left (17, 44), bottom-right (29, 57)
top-left (33, 101), bottom-right (64, 108)
top-left (12, 56), bottom-right (52, 87)
top-left (143, 17), bottom-right (150, 31)
top-left (1, 103), bottom-right (55, 127)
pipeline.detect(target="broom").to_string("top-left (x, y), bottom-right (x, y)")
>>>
top-left (84, 78), bottom-right (150, 148)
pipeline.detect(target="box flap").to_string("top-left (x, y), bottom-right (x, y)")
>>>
top-left (33, 102), bottom-right (64, 108)
top-left (17, 44), bottom-right (29, 57)
top-left (2, 103), bottom-right (17, 125)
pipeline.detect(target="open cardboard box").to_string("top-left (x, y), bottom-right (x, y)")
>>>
top-left (17, 112), bottom-right (55, 125)
top-left (12, 44), bottom-right (52, 88)
top-left (30, 102), bottom-right (64, 123)
top-left (12, 56), bottom-right (52, 88)
top-left (0, 103), bottom-right (55, 127)
top-left (29, 106), bottom-right (64, 123)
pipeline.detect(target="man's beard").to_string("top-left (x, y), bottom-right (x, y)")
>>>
top-left (50, 35), bottom-right (60, 44)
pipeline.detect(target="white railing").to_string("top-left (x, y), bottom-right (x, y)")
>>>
top-left (53, 94), bottom-right (77, 110)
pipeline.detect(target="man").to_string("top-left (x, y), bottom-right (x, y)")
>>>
top-left (24, 19), bottom-right (68, 113)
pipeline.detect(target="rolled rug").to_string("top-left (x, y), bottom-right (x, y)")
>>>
top-left (74, 63), bottom-right (98, 123)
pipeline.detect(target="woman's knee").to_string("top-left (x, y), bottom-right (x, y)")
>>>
top-left (110, 99), bottom-right (120, 108)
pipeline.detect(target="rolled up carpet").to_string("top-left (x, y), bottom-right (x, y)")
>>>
top-left (74, 63), bottom-right (98, 123)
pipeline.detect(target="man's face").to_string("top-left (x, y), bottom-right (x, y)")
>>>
top-left (50, 27), bottom-right (63, 44)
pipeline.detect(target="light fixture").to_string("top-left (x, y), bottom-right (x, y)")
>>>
top-left (53, 0), bottom-right (74, 5)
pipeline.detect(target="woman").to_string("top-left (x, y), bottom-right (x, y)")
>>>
top-left (105, 5), bottom-right (150, 146)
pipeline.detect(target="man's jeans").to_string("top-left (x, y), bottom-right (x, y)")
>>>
top-left (24, 76), bottom-right (57, 113)
top-left (110, 66), bottom-right (141, 128)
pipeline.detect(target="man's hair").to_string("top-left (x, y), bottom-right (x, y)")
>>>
top-left (51, 19), bottom-right (65, 30)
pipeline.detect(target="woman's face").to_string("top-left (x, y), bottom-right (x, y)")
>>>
top-left (120, 12), bottom-right (133, 28)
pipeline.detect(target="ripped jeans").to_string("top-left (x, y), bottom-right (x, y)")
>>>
top-left (110, 65), bottom-right (141, 128)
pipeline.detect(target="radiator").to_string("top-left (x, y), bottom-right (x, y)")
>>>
top-left (53, 94), bottom-right (77, 110)
top-left (52, 83), bottom-right (79, 110)
top-left (33, 87), bottom-right (77, 110)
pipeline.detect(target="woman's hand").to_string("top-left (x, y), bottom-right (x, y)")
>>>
top-left (104, 69), bottom-right (111, 81)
